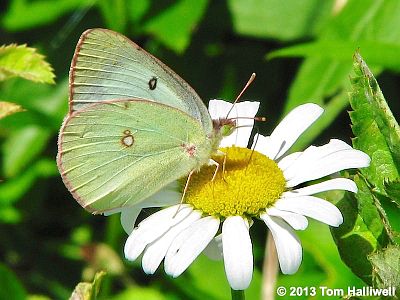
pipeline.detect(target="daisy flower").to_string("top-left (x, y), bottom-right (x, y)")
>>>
top-left (122, 100), bottom-right (370, 291)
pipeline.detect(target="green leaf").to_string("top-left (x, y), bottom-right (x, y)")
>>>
top-left (69, 271), bottom-right (106, 300)
top-left (268, 40), bottom-right (400, 72)
top-left (0, 206), bottom-right (21, 223)
top-left (0, 158), bottom-right (58, 207)
top-left (0, 101), bottom-right (24, 120)
top-left (27, 296), bottom-right (52, 300)
top-left (332, 175), bottom-right (391, 284)
top-left (127, 0), bottom-right (151, 23)
top-left (384, 179), bottom-right (400, 207)
top-left (2, 125), bottom-right (52, 177)
top-left (275, 215), bottom-right (366, 298)
top-left (0, 44), bottom-right (55, 84)
top-left (277, 0), bottom-right (400, 151)
top-left (0, 263), bottom-right (27, 300)
top-left (296, 219), bottom-right (366, 289)
top-left (369, 244), bottom-right (400, 297)
top-left (2, 0), bottom-right (94, 31)
top-left (227, 0), bottom-right (334, 41)
top-left (110, 287), bottom-right (169, 300)
top-left (176, 254), bottom-right (261, 300)
top-left (0, 77), bottom-right (68, 131)
top-left (143, 0), bottom-right (209, 53)
top-left (96, 0), bottom-right (128, 33)
top-left (349, 52), bottom-right (400, 193)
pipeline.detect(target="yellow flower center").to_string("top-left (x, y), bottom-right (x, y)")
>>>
top-left (184, 146), bottom-right (286, 217)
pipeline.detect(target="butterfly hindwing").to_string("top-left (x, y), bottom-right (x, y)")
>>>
top-left (69, 28), bottom-right (213, 134)
top-left (57, 99), bottom-right (212, 213)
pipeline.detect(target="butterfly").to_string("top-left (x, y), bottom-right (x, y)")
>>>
top-left (57, 29), bottom-right (239, 214)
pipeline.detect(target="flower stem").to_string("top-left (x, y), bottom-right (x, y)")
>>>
top-left (231, 289), bottom-right (245, 300)
top-left (262, 230), bottom-right (279, 300)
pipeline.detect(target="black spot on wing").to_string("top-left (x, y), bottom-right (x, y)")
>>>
top-left (148, 76), bottom-right (157, 90)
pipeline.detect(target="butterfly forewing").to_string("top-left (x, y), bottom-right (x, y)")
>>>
top-left (57, 100), bottom-right (212, 213)
top-left (70, 28), bottom-right (212, 134)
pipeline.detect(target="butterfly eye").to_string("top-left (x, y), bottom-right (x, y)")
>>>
top-left (148, 76), bottom-right (158, 90)
top-left (213, 119), bottom-right (236, 137)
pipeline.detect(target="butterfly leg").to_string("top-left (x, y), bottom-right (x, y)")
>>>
top-left (210, 150), bottom-right (228, 182)
top-left (209, 159), bottom-right (220, 182)
top-left (222, 152), bottom-right (227, 180)
top-left (173, 170), bottom-right (195, 218)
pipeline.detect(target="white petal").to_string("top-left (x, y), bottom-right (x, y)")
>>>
top-left (209, 99), bottom-right (260, 147)
top-left (277, 151), bottom-right (302, 171)
top-left (124, 205), bottom-right (193, 260)
top-left (229, 101), bottom-right (260, 147)
top-left (253, 134), bottom-right (282, 160)
top-left (165, 216), bottom-right (220, 277)
top-left (203, 234), bottom-right (223, 261)
top-left (117, 182), bottom-right (181, 234)
top-left (274, 196), bottom-right (343, 227)
top-left (120, 205), bottom-right (142, 234)
top-left (266, 208), bottom-right (308, 230)
top-left (141, 210), bottom-right (202, 274)
top-left (283, 178), bottom-right (357, 198)
top-left (261, 214), bottom-right (302, 274)
top-left (284, 139), bottom-right (370, 187)
top-left (208, 99), bottom-right (233, 120)
top-left (265, 104), bottom-right (324, 160)
top-left (222, 216), bottom-right (253, 290)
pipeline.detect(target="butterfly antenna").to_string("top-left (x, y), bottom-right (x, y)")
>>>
top-left (225, 73), bottom-right (256, 119)
top-left (226, 116), bottom-right (267, 122)
top-left (245, 125), bottom-right (260, 174)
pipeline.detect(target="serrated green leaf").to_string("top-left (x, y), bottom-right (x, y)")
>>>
top-left (369, 245), bottom-right (400, 297)
top-left (2, 0), bottom-right (94, 31)
top-left (0, 263), bottom-right (26, 300)
top-left (0, 44), bottom-right (55, 84)
top-left (384, 179), bottom-right (400, 208)
top-left (353, 53), bottom-right (400, 166)
top-left (228, 0), bottom-right (334, 41)
top-left (143, 0), bottom-right (209, 53)
top-left (69, 271), bottom-right (106, 300)
top-left (268, 40), bottom-right (400, 72)
top-left (0, 101), bottom-right (24, 120)
top-left (349, 53), bottom-right (400, 193)
top-left (2, 125), bottom-right (52, 177)
top-left (332, 175), bottom-right (391, 284)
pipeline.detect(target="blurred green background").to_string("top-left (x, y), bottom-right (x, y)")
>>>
top-left (1, 0), bottom-right (400, 299)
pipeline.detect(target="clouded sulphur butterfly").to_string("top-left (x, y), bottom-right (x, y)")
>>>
top-left (57, 29), bottom-right (236, 214)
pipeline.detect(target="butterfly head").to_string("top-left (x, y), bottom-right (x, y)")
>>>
top-left (213, 118), bottom-right (236, 137)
